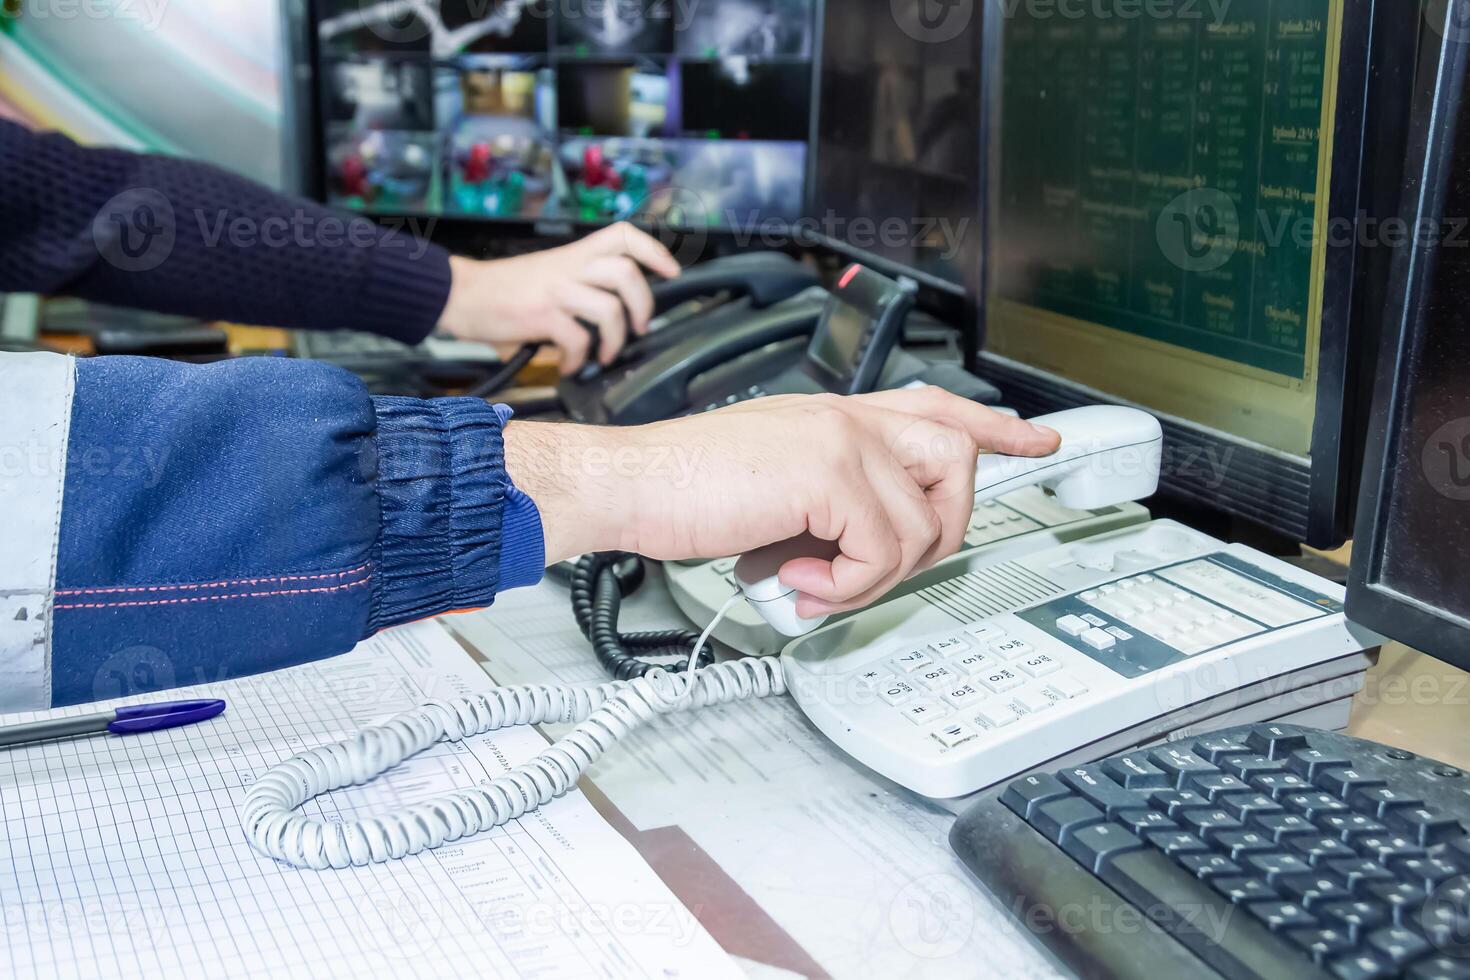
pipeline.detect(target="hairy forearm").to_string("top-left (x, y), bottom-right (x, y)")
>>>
top-left (503, 421), bottom-right (636, 564)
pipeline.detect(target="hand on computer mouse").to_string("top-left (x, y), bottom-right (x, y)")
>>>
top-left (437, 223), bottom-right (681, 376)
top-left (504, 387), bottom-right (1060, 618)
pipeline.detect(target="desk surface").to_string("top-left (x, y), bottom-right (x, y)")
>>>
top-left (447, 570), bottom-right (1470, 980)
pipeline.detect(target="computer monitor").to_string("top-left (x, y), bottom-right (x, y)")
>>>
top-left (299, 0), bottom-right (818, 231)
top-left (973, 0), bottom-right (1417, 548)
top-left (807, 0), bottom-right (981, 296)
top-left (1348, 23), bottom-right (1470, 673)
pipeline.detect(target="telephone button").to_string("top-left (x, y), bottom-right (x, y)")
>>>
top-left (879, 680), bottom-right (918, 706)
top-left (890, 650), bottom-right (935, 674)
top-left (989, 638), bottom-right (1034, 661)
top-left (1019, 653), bottom-right (1062, 677)
top-left (929, 635), bottom-right (971, 658)
top-left (979, 667), bottom-right (1024, 693)
top-left (1056, 615), bottom-right (1090, 636)
top-left (901, 700), bottom-right (951, 725)
top-left (1081, 628), bottom-right (1116, 651)
top-left (915, 665), bottom-right (959, 691)
top-left (933, 721), bottom-right (979, 749)
top-left (974, 703), bottom-right (1022, 729)
top-left (942, 684), bottom-right (986, 710)
top-left (967, 622), bottom-right (1007, 643)
top-left (1048, 676), bottom-right (1090, 700)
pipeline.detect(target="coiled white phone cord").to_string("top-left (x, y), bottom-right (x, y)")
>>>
top-left (241, 597), bottom-right (766, 870)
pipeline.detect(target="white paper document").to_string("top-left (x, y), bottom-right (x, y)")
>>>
top-left (451, 577), bottom-right (1062, 979)
top-left (0, 620), bottom-right (741, 980)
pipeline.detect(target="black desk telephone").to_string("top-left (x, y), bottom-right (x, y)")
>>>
top-left (560, 252), bottom-right (993, 425)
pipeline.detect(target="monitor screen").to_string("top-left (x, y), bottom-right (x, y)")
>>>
top-left (809, 0), bottom-right (981, 291)
top-left (311, 0), bottom-right (817, 228)
top-left (984, 0), bottom-right (1341, 458)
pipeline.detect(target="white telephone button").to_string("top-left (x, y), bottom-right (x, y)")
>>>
top-left (1056, 615), bottom-right (1090, 636)
top-left (901, 701), bottom-right (950, 725)
top-left (933, 721), bottom-right (979, 748)
top-left (1081, 628), bottom-right (1116, 651)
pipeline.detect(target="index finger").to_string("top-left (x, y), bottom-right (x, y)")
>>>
top-left (583, 222), bottom-right (683, 279)
top-left (853, 387), bottom-right (1061, 457)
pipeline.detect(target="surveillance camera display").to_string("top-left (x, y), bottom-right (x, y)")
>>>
top-left (312, 0), bottom-right (817, 227)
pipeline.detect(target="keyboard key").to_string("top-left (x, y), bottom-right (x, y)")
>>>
top-left (1391, 855), bottom-right (1461, 891)
top-left (1279, 872), bottom-right (1353, 909)
top-left (1286, 926), bottom-right (1354, 965)
top-left (1365, 926), bottom-right (1431, 966)
top-left (1059, 765), bottom-right (1150, 817)
top-left (1189, 772), bottom-right (1249, 801)
top-left (1017, 653), bottom-right (1062, 677)
top-left (1062, 822), bottom-right (1145, 874)
top-left (1319, 768), bottom-right (1387, 800)
top-left (1350, 786), bottom-right (1425, 821)
top-left (1229, 755), bottom-right (1291, 780)
top-left (977, 667), bottom-right (1024, 694)
top-left (1210, 875), bottom-right (1276, 904)
top-left (1289, 836), bottom-right (1358, 866)
top-left (901, 700), bottom-right (951, 726)
top-left (1364, 881), bottom-right (1428, 923)
top-left (1245, 852), bottom-right (1314, 885)
top-left (1180, 853), bottom-right (1242, 880)
top-left (1114, 809), bottom-right (1178, 834)
top-left (1252, 772), bottom-right (1313, 799)
top-left (1409, 957), bottom-right (1470, 980)
top-left (1247, 900), bottom-right (1317, 932)
top-left (1321, 813), bottom-right (1389, 843)
top-left (1150, 789), bottom-right (1210, 818)
top-left (1217, 831), bottom-right (1280, 861)
top-left (1246, 726), bottom-right (1310, 758)
top-left (931, 721), bottom-right (978, 749)
top-left (1102, 754), bottom-right (1171, 789)
top-left (1192, 734), bottom-right (1252, 763)
top-left (1387, 806), bottom-right (1465, 847)
top-left (1252, 812), bottom-right (1318, 843)
top-left (1000, 773), bottom-right (1070, 819)
top-left (1289, 748), bottom-right (1355, 780)
top-left (1354, 835), bottom-right (1425, 865)
top-left (1150, 747), bottom-right (1220, 787)
top-left (1219, 792), bottom-right (1287, 821)
top-left (1325, 859), bottom-right (1396, 894)
top-left (890, 649), bottom-right (936, 673)
top-left (1147, 831), bottom-right (1211, 857)
top-left (1178, 808), bottom-right (1245, 841)
top-left (1032, 796), bottom-right (1105, 845)
top-left (941, 684), bottom-right (986, 710)
top-left (1328, 950), bottom-right (1397, 980)
top-left (1284, 791), bottom-right (1352, 820)
top-left (878, 680), bottom-right (918, 706)
top-left (1317, 899), bottom-right (1388, 941)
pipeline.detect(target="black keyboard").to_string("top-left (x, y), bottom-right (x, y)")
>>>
top-left (950, 725), bottom-right (1470, 980)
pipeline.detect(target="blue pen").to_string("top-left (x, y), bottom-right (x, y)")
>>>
top-left (0, 699), bottom-right (226, 748)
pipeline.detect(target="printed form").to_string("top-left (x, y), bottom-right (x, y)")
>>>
top-left (0, 620), bottom-right (741, 980)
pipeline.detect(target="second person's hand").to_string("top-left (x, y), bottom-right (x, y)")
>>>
top-left (437, 223), bottom-right (683, 375)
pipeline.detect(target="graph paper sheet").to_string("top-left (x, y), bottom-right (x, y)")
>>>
top-left (0, 620), bottom-right (741, 980)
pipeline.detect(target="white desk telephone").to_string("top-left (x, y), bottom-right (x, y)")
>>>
top-left (242, 406), bottom-right (1382, 870)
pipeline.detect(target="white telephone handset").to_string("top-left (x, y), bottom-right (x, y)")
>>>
top-left (734, 406), bottom-right (1165, 637)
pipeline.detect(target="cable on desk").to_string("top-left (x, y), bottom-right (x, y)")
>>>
top-left (569, 552), bottom-right (716, 681)
top-left (465, 342), bottom-right (543, 400)
top-left (241, 655), bottom-right (783, 870)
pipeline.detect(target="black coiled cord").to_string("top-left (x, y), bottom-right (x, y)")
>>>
top-left (569, 553), bottom-right (716, 681)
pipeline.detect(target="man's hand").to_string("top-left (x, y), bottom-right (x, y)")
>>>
top-left (437, 223), bottom-right (682, 375)
top-left (505, 388), bottom-right (1061, 618)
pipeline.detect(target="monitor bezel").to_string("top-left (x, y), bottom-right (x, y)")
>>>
top-left (970, 0), bottom-right (1420, 549)
top-left (1347, 21), bottom-right (1470, 669)
top-left (286, 0), bottom-right (825, 241)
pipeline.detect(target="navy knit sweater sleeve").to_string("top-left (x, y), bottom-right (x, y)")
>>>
top-left (0, 120), bottom-right (451, 344)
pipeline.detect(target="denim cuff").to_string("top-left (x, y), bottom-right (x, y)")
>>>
top-left (368, 397), bottom-right (544, 632)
